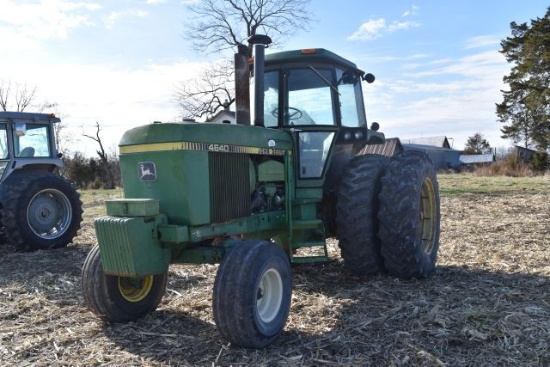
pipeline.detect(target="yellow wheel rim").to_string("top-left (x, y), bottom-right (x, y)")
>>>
top-left (419, 177), bottom-right (437, 254)
top-left (118, 275), bottom-right (154, 303)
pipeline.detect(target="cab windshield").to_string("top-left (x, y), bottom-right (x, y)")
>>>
top-left (263, 66), bottom-right (366, 128)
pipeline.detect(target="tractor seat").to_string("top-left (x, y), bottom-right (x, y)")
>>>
top-left (19, 147), bottom-right (35, 157)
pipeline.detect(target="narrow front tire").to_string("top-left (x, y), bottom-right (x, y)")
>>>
top-left (213, 240), bottom-right (292, 348)
top-left (81, 245), bottom-right (167, 322)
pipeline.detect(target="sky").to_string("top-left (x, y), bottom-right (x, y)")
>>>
top-left (0, 0), bottom-right (547, 156)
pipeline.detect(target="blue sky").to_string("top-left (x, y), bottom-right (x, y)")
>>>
top-left (0, 0), bottom-right (547, 155)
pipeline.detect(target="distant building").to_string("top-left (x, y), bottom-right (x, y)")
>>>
top-left (514, 146), bottom-right (537, 163)
top-left (401, 136), bottom-right (462, 170)
top-left (209, 109), bottom-right (236, 124)
top-left (459, 153), bottom-right (495, 166)
top-left (401, 136), bottom-right (452, 149)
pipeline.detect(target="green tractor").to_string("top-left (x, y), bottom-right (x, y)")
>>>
top-left (0, 112), bottom-right (83, 251)
top-left (81, 36), bottom-right (440, 348)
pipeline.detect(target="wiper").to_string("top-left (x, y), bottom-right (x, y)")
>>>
top-left (308, 65), bottom-right (340, 95)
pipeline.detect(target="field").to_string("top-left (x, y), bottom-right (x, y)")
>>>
top-left (1, 173), bottom-right (549, 366)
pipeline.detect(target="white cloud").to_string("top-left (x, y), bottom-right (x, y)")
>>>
top-left (388, 21), bottom-right (420, 33)
top-left (0, 0), bottom-right (100, 40)
top-left (464, 35), bottom-right (501, 50)
top-left (348, 18), bottom-right (387, 41)
top-left (402, 5), bottom-right (419, 17)
top-left (104, 9), bottom-right (148, 29)
top-left (348, 18), bottom-right (420, 41)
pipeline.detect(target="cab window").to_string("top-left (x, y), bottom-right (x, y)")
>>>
top-left (16, 124), bottom-right (51, 158)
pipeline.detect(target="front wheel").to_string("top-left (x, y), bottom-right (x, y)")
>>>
top-left (81, 245), bottom-right (167, 322)
top-left (378, 151), bottom-right (441, 279)
top-left (213, 240), bottom-right (292, 348)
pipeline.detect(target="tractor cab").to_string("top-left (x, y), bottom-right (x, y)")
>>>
top-left (259, 48), bottom-right (384, 182)
top-left (0, 112), bottom-right (63, 182)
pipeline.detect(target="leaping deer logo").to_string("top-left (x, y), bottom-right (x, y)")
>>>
top-left (138, 162), bottom-right (157, 181)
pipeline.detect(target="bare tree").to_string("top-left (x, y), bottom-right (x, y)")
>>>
top-left (176, 60), bottom-right (235, 120)
top-left (83, 122), bottom-right (115, 189)
top-left (0, 79), bottom-right (57, 112)
top-left (178, 0), bottom-right (313, 119)
top-left (186, 0), bottom-right (312, 56)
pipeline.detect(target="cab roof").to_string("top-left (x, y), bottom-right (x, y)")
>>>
top-left (264, 48), bottom-right (364, 74)
top-left (0, 112), bottom-right (60, 123)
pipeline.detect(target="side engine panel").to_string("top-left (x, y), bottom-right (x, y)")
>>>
top-left (250, 158), bottom-right (285, 214)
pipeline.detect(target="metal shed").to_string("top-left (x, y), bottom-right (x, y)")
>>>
top-left (402, 143), bottom-right (462, 170)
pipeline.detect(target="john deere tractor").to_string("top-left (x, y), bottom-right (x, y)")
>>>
top-left (81, 36), bottom-right (440, 348)
top-left (0, 112), bottom-right (83, 251)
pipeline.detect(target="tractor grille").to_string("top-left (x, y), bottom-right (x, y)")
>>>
top-left (209, 152), bottom-right (251, 223)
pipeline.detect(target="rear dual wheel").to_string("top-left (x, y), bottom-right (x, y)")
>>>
top-left (81, 245), bottom-right (167, 322)
top-left (337, 154), bottom-right (389, 275)
top-left (378, 151), bottom-right (440, 279)
top-left (336, 151), bottom-right (440, 279)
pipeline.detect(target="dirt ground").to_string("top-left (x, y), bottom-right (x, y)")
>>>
top-left (1, 185), bottom-right (549, 366)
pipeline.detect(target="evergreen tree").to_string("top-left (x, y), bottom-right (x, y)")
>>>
top-left (464, 133), bottom-right (491, 154)
top-left (497, 7), bottom-right (550, 150)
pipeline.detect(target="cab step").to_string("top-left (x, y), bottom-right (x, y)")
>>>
top-left (290, 240), bottom-right (329, 263)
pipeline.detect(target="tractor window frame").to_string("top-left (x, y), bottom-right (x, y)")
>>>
top-left (336, 68), bottom-right (367, 127)
top-left (0, 124), bottom-right (8, 159)
top-left (283, 66), bottom-right (337, 127)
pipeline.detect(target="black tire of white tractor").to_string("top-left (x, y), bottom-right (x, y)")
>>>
top-left (81, 245), bottom-right (168, 322)
top-left (213, 240), bottom-right (292, 348)
top-left (336, 154), bottom-right (390, 275)
top-left (378, 151), bottom-right (441, 279)
top-left (1, 172), bottom-right (83, 251)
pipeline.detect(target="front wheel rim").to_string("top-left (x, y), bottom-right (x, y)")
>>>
top-left (118, 276), bottom-right (154, 302)
top-left (27, 189), bottom-right (72, 239)
top-left (256, 268), bottom-right (283, 323)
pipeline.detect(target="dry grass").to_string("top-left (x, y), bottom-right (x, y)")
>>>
top-left (1, 174), bottom-right (549, 366)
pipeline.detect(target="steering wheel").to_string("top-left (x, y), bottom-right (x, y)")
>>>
top-left (271, 107), bottom-right (303, 121)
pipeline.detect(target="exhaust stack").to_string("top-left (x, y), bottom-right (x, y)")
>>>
top-left (248, 34), bottom-right (272, 127)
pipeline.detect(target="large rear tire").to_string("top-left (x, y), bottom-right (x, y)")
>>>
top-left (336, 154), bottom-right (389, 275)
top-left (213, 240), bottom-right (292, 348)
top-left (1, 172), bottom-right (83, 251)
top-left (81, 245), bottom-right (168, 322)
top-left (378, 151), bottom-right (440, 279)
